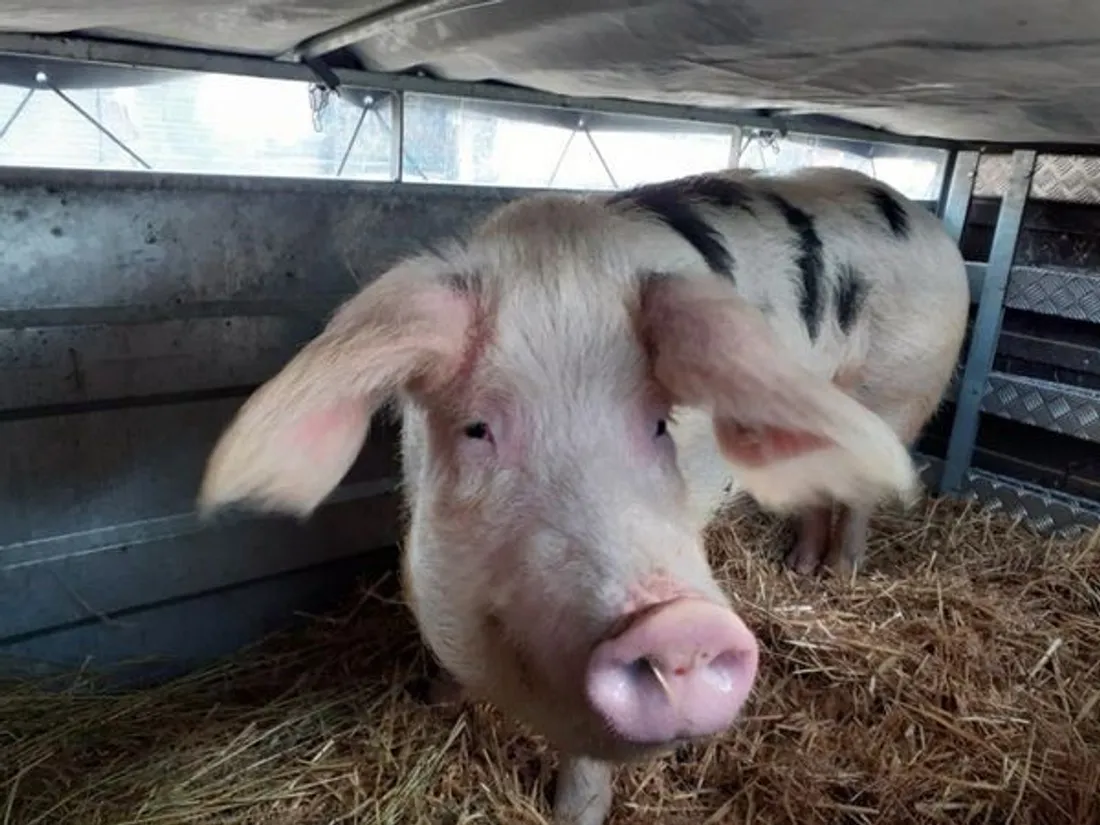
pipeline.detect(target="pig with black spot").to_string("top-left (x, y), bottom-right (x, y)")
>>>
top-left (199, 165), bottom-right (969, 825)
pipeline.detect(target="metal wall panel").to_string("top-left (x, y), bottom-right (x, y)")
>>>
top-left (0, 169), bottom-right (520, 675)
top-left (975, 154), bottom-right (1100, 204)
top-left (936, 149), bottom-right (1100, 518)
top-left (3, 553), bottom-right (395, 688)
top-left (0, 317), bottom-right (318, 411)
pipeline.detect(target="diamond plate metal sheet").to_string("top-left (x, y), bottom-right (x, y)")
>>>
top-left (916, 454), bottom-right (1100, 538)
top-left (1014, 233), bottom-right (1100, 271)
top-left (960, 468), bottom-right (1100, 538)
top-left (981, 372), bottom-right (1100, 442)
top-left (975, 154), bottom-right (1100, 204)
top-left (1005, 265), bottom-right (1100, 320)
top-left (964, 263), bottom-right (1100, 320)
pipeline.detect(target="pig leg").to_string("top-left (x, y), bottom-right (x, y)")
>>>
top-left (819, 395), bottom-right (939, 574)
top-left (784, 504), bottom-right (834, 574)
top-left (553, 756), bottom-right (613, 825)
top-left (822, 503), bottom-right (871, 575)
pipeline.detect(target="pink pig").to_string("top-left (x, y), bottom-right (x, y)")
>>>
top-left (199, 165), bottom-right (969, 824)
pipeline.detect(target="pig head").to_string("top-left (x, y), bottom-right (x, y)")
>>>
top-left (197, 189), bottom-right (917, 782)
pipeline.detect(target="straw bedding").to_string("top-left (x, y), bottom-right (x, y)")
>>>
top-left (2, 494), bottom-right (1099, 825)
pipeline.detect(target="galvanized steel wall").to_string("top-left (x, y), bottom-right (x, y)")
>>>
top-left (0, 168), bottom-right (518, 684)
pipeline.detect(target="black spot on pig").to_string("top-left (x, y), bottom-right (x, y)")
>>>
top-left (609, 175), bottom-right (751, 281)
top-left (443, 270), bottom-right (482, 296)
top-left (678, 175), bottom-right (756, 215)
top-left (868, 185), bottom-right (910, 239)
top-left (766, 193), bottom-right (824, 343)
top-left (12, 208), bottom-right (29, 221)
top-left (834, 263), bottom-right (869, 335)
top-left (50, 226), bottom-right (63, 237)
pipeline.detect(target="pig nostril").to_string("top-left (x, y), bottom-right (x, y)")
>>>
top-left (704, 650), bottom-right (753, 692)
top-left (635, 656), bottom-right (672, 699)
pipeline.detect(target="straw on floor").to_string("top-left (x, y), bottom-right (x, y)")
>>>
top-left (2, 494), bottom-right (1098, 825)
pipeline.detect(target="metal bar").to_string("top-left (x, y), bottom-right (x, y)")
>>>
top-left (727, 126), bottom-right (743, 169)
top-left (940, 149), bottom-right (1036, 494)
top-left (938, 150), bottom-right (980, 242)
top-left (1, 477), bottom-right (398, 569)
top-left (0, 33), bottom-right (962, 150)
top-left (0, 299), bottom-right (342, 330)
top-left (933, 150), bottom-right (956, 218)
top-left (42, 78), bottom-right (152, 170)
top-left (336, 99), bottom-right (371, 177)
top-left (390, 90), bottom-right (405, 182)
top-left (0, 163), bottom-right (552, 199)
top-left (373, 101), bottom-right (428, 181)
top-left (0, 86), bottom-right (33, 144)
top-left (286, 0), bottom-right (453, 62)
top-left (582, 124), bottom-right (619, 189)
top-left (547, 126), bottom-right (579, 186)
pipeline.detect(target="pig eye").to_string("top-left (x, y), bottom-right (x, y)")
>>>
top-left (463, 421), bottom-right (491, 440)
top-left (655, 419), bottom-right (668, 438)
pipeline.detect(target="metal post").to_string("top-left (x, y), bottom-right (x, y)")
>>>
top-left (336, 97), bottom-right (371, 177)
top-left (727, 126), bottom-right (743, 169)
top-left (0, 87), bottom-right (33, 144)
top-left (581, 123), bottom-right (618, 189)
top-left (389, 90), bottom-right (405, 182)
top-left (938, 150), bottom-right (980, 243)
top-left (39, 73), bottom-right (152, 170)
top-left (940, 149), bottom-right (1035, 494)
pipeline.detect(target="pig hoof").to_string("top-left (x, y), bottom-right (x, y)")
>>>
top-left (553, 756), bottom-right (613, 825)
top-left (784, 532), bottom-right (826, 574)
top-left (784, 543), bottom-right (822, 575)
top-left (785, 506), bottom-right (831, 575)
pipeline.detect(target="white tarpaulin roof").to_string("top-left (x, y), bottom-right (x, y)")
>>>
top-left (2, 0), bottom-right (1100, 146)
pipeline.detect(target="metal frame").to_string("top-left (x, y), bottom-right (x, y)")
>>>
top-left (937, 150), bottom-right (980, 242)
top-left (5, 33), bottom-right (1100, 155)
top-left (0, 33), bottom-right (962, 151)
top-left (940, 150), bottom-right (1036, 493)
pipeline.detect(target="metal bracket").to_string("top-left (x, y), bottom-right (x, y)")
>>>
top-left (940, 149), bottom-right (1036, 494)
top-left (937, 149), bottom-right (980, 242)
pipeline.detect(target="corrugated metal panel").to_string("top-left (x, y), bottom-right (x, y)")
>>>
top-left (0, 168), bottom-right (522, 677)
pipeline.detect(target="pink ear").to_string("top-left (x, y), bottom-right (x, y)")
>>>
top-left (198, 260), bottom-right (474, 519)
top-left (641, 274), bottom-right (917, 512)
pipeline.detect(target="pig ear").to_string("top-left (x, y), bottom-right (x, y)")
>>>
top-left (198, 261), bottom-right (474, 519)
top-left (641, 274), bottom-right (918, 512)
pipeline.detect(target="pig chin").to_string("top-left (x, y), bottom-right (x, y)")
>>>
top-left (468, 628), bottom-right (679, 763)
top-left (461, 589), bottom-right (762, 764)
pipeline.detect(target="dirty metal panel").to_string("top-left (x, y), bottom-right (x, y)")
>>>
top-left (0, 553), bottom-right (389, 687)
top-left (975, 154), bottom-right (1100, 204)
top-left (0, 169), bottom-right (516, 314)
top-left (0, 316), bottom-right (319, 411)
top-left (0, 396), bottom-right (399, 549)
top-left (0, 491), bottom-right (400, 642)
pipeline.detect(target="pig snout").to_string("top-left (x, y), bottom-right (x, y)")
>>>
top-left (585, 598), bottom-right (759, 744)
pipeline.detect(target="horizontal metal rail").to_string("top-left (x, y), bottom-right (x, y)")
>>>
top-left (0, 33), bottom-right (962, 149)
